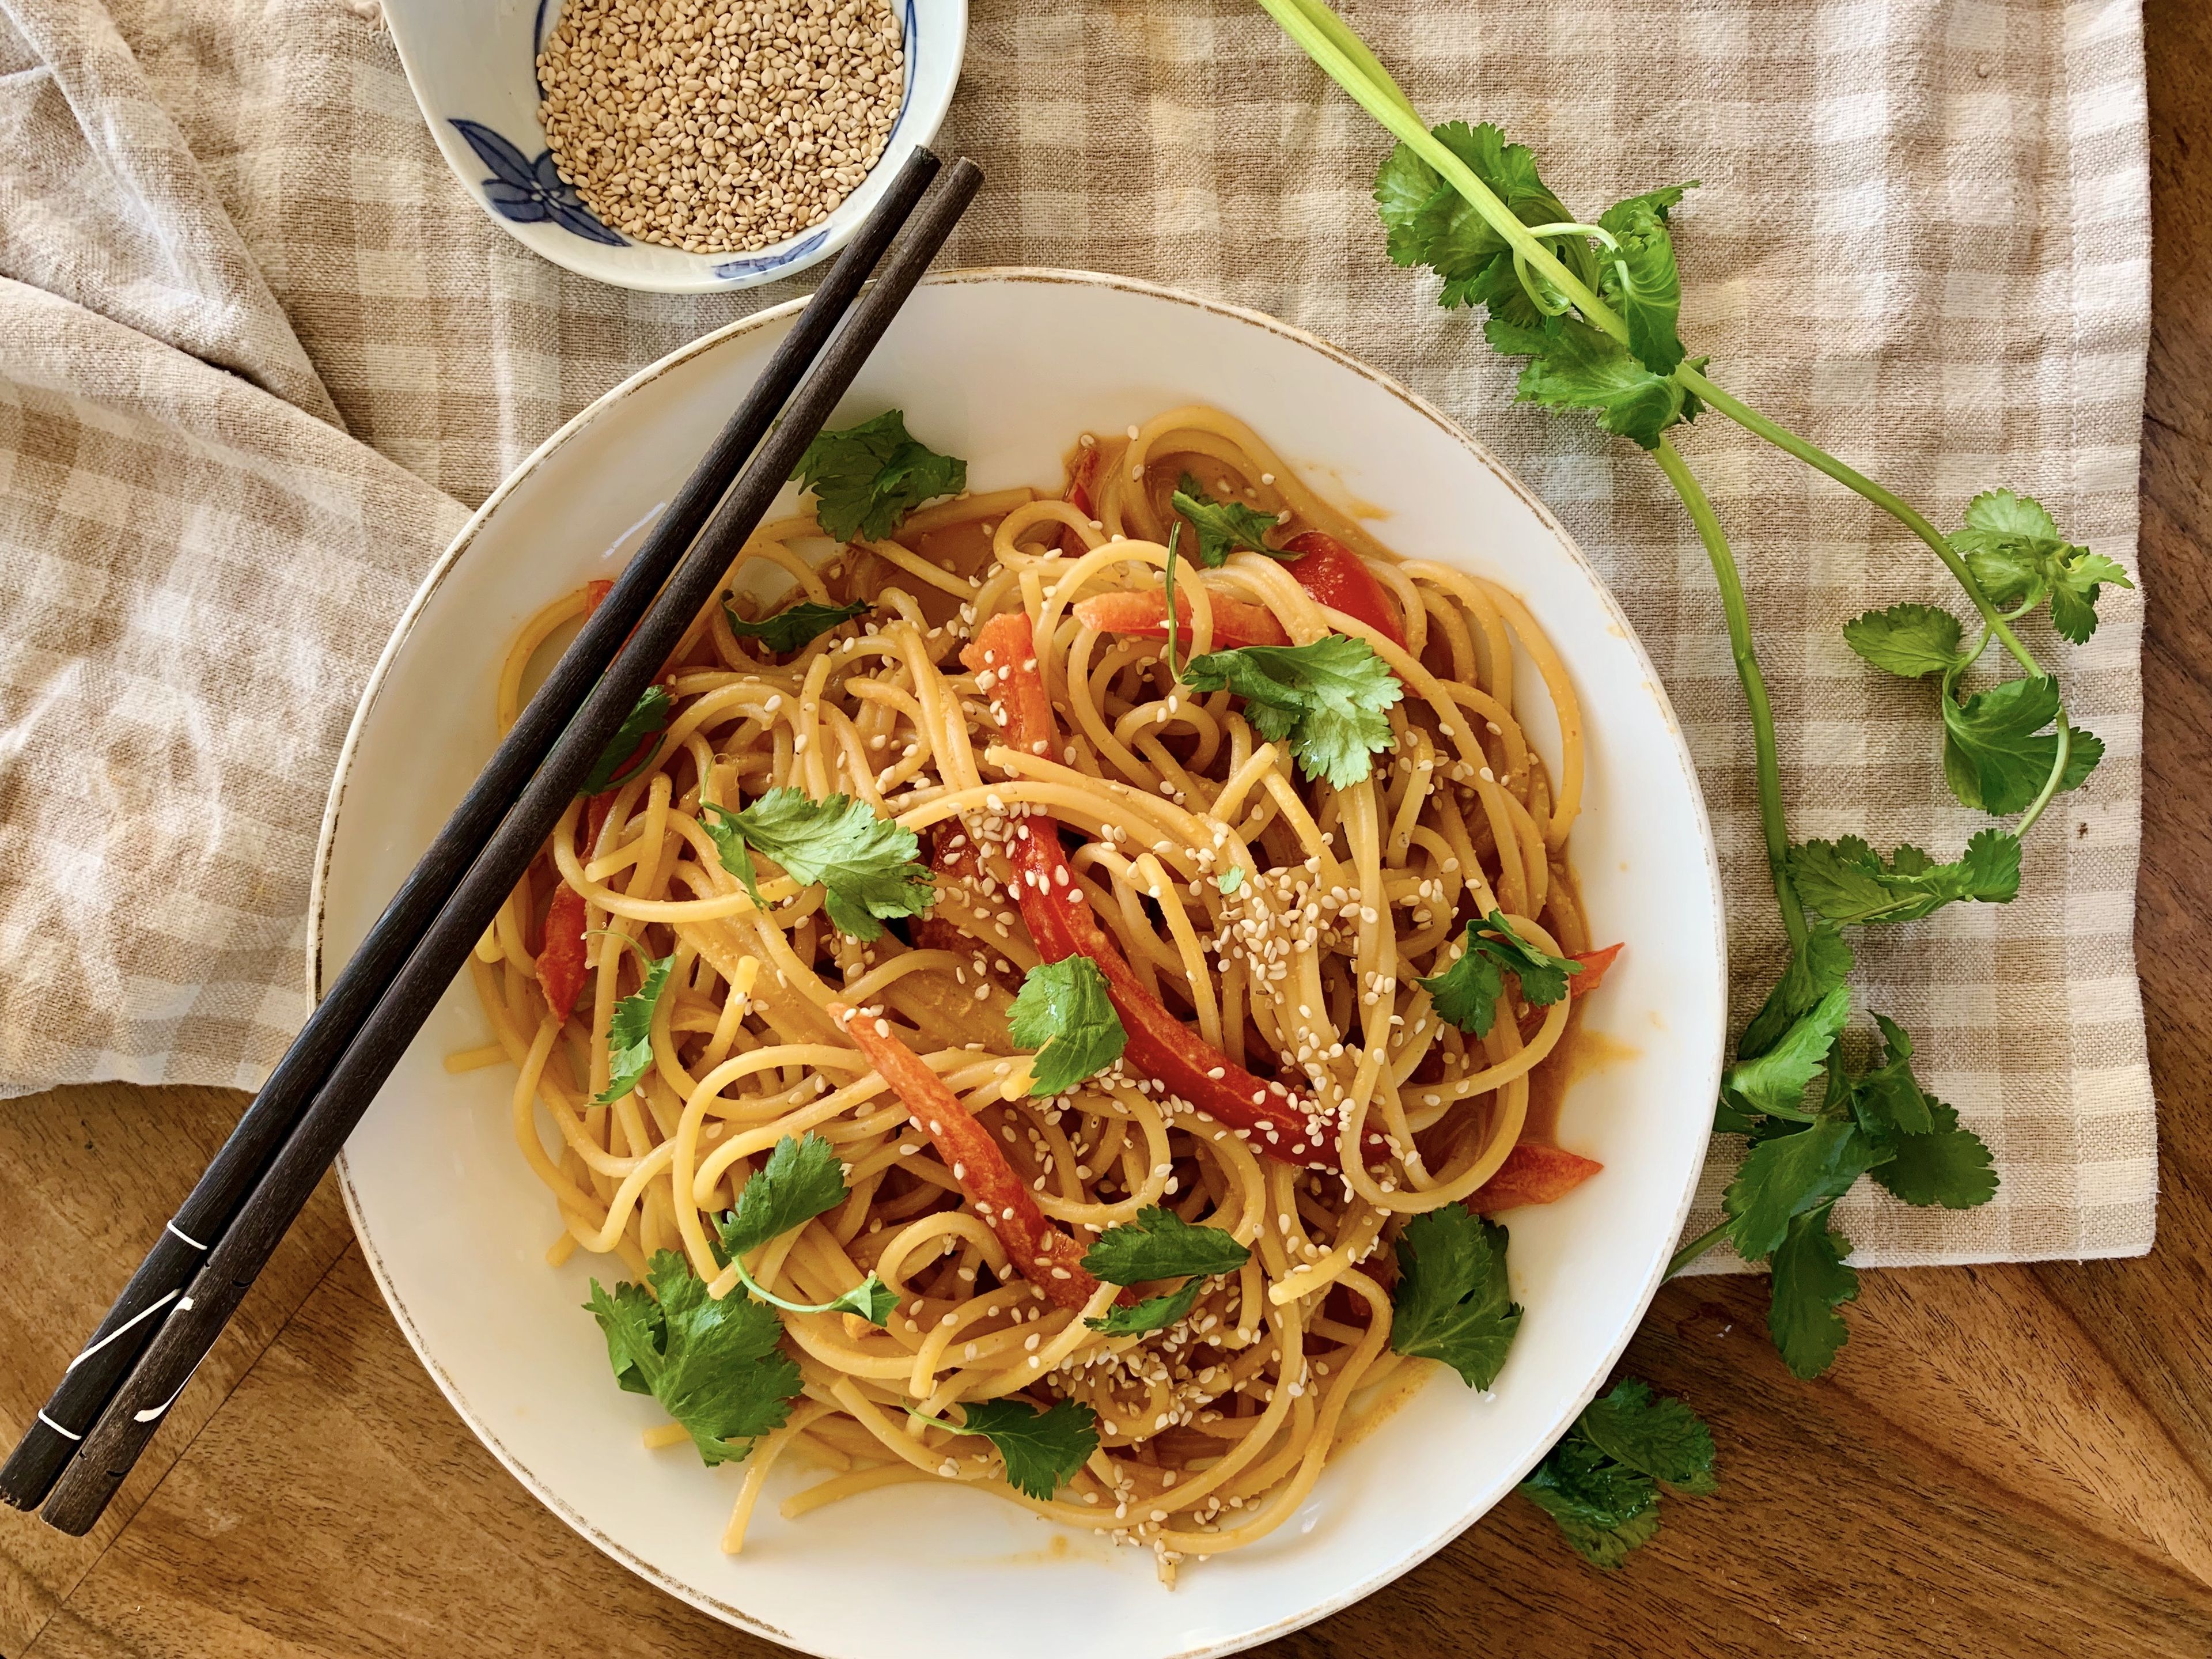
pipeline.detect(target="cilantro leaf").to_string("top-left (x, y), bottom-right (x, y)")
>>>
top-left (589, 1279), bottom-right (660, 1395)
top-left (1948, 490), bottom-right (2132, 646)
top-left (1517, 1438), bottom-right (1661, 1568)
top-left (1850, 1013), bottom-right (1934, 1138)
top-left (1218, 865), bottom-right (1246, 894)
top-left (1722, 1116), bottom-right (1881, 1261)
top-left (1767, 1204), bottom-right (1857, 1379)
top-left (581, 684), bottom-right (674, 795)
top-left (1789, 829), bottom-right (2022, 926)
top-left (1086, 1277), bottom-right (1207, 1338)
top-left (924, 1398), bottom-right (1100, 1501)
top-left (1871, 1097), bottom-right (1998, 1209)
top-left (1597, 188), bottom-right (1693, 377)
top-left (594, 945), bottom-right (675, 1105)
top-left (1180, 635), bottom-right (1402, 789)
top-left (1171, 473), bottom-right (1281, 569)
top-left (1008, 957), bottom-right (1128, 1096)
top-left (1416, 910), bottom-right (1584, 1039)
top-left (1841, 603), bottom-right (1965, 679)
top-left (1484, 313), bottom-right (1695, 451)
top-left (1389, 1206), bottom-right (1521, 1388)
top-left (1081, 1205), bottom-right (1252, 1285)
top-left (711, 1134), bottom-right (897, 1327)
top-left (699, 789), bottom-right (933, 941)
top-left (1374, 122), bottom-right (1586, 308)
top-left (584, 1251), bottom-right (799, 1465)
top-left (1516, 1376), bottom-right (1716, 1569)
top-left (721, 594), bottom-right (866, 655)
top-left (1577, 1378), bottom-right (1719, 1495)
top-left (717, 1132), bottom-right (850, 1260)
top-left (1721, 984), bottom-right (1850, 1121)
top-left (791, 410), bottom-right (967, 542)
top-left (1941, 675), bottom-right (2091, 815)
top-left (1736, 925), bottom-right (1853, 1062)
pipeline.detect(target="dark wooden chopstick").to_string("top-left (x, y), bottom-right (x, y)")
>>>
top-left (13, 151), bottom-right (978, 1531)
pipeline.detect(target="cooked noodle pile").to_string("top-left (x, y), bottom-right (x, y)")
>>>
top-left (457, 404), bottom-right (1599, 1575)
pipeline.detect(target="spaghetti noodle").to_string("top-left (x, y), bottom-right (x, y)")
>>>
top-left (459, 404), bottom-right (1610, 1577)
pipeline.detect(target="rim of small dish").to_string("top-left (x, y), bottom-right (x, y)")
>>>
top-left (379, 0), bottom-right (967, 294)
top-left (308, 267), bottom-right (1726, 1657)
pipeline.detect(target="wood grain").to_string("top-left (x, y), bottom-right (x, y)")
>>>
top-left (5, 4), bottom-right (2209, 1653)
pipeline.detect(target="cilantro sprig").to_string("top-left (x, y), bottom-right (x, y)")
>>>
top-left (585, 1250), bottom-right (800, 1467)
top-left (1081, 1206), bottom-right (1252, 1338)
top-left (1388, 1205), bottom-right (1521, 1389)
top-left (791, 410), bottom-right (966, 542)
top-left (699, 789), bottom-right (933, 941)
top-left (590, 933), bottom-right (674, 1106)
top-left (1415, 910), bottom-right (1582, 1039)
top-left (1007, 957), bottom-right (1127, 1096)
top-left (908, 1398), bottom-right (1100, 1500)
top-left (1153, 522), bottom-right (1400, 789)
top-left (1255, 0), bottom-right (2128, 1375)
top-left (1171, 472), bottom-right (1283, 567)
top-left (713, 1134), bottom-right (896, 1325)
top-left (582, 685), bottom-right (673, 796)
top-left (1688, 927), bottom-right (2000, 1377)
top-left (1516, 1378), bottom-right (1716, 1568)
top-left (721, 593), bottom-right (868, 656)
top-left (1181, 638), bottom-right (1401, 789)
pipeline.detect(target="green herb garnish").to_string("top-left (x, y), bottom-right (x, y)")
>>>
top-left (791, 410), bottom-right (967, 541)
top-left (581, 685), bottom-right (673, 796)
top-left (1388, 1205), bottom-right (1521, 1389)
top-left (1179, 637), bottom-right (1401, 789)
top-left (1517, 1378), bottom-right (1716, 1568)
top-left (1007, 957), bottom-right (1128, 1096)
top-left (908, 1399), bottom-right (1100, 1501)
top-left (1415, 910), bottom-right (1582, 1039)
top-left (721, 594), bottom-right (868, 655)
top-left (1170, 472), bottom-right (1282, 567)
top-left (713, 1133), bottom-right (895, 1325)
top-left (698, 789), bottom-right (933, 941)
top-left (1256, 0), bottom-right (2101, 1375)
top-left (584, 1250), bottom-right (800, 1467)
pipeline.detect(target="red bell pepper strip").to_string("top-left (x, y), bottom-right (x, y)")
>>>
top-left (965, 611), bottom-right (1387, 1171)
top-left (1571, 942), bottom-right (1623, 995)
top-left (1277, 532), bottom-right (1406, 649)
top-left (1059, 445), bottom-right (1105, 557)
top-left (1471, 1141), bottom-right (1603, 1214)
top-left (1071, 589), bottom-right (1292, 651)
top-left (536, 796), bottom-right (614, 1019)
top-left (582, 577), bottom-right (613, 615)
top-left (832, 1002), bottom-right (1102, 1310)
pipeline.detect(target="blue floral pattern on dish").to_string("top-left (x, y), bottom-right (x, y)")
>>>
top-left (711, 229), bottom-right (830, 281)
top-left (449, 119), bottom-right (626, 247)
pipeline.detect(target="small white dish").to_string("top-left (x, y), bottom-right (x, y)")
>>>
top-left (379, 0), bottom-right (966, 293)
top-left (313, 271), bottom-right (1726, 1658)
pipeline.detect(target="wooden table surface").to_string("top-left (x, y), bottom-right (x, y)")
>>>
top-left (7, 9), bottom-right (2210, 1656)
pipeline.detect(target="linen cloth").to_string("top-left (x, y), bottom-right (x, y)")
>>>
top-left (0, 0), bottom-right (2153, 1265)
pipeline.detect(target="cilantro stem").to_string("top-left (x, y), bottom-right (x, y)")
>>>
top-left (1651, 438), bottom-right (1807, 948)
top-left (732, 1259), bottom-right (857, 1319)
top-left (1666, 1217), bottom-right (1735, 1278)
top-left (1673, 368), bottom-right (2035, 674)
top-left (1257, 0), bottom-right (1629, 344)
top-left (1674, 366), bottom-right (2075, 834)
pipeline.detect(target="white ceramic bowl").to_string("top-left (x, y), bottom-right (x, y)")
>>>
top-left (380, 0), bottom-right (966, 293)
top-left (313, 271), bottom-right (1726, 1658)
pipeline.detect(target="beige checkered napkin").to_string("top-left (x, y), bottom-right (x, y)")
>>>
top-left (0, 0), bottom-right (2153, 1263)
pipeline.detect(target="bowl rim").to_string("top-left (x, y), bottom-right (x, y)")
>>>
top-left (378, 0), bottom-right (969, 294)
top-left (309, 266), bottom-right (1726, 1656)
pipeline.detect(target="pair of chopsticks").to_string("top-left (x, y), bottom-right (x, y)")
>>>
top-left (2, 147), bottom-right (983, 1536)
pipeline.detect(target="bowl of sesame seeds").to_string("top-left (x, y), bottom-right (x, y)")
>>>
top-left (381, 0), bottom-right (965, 293)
